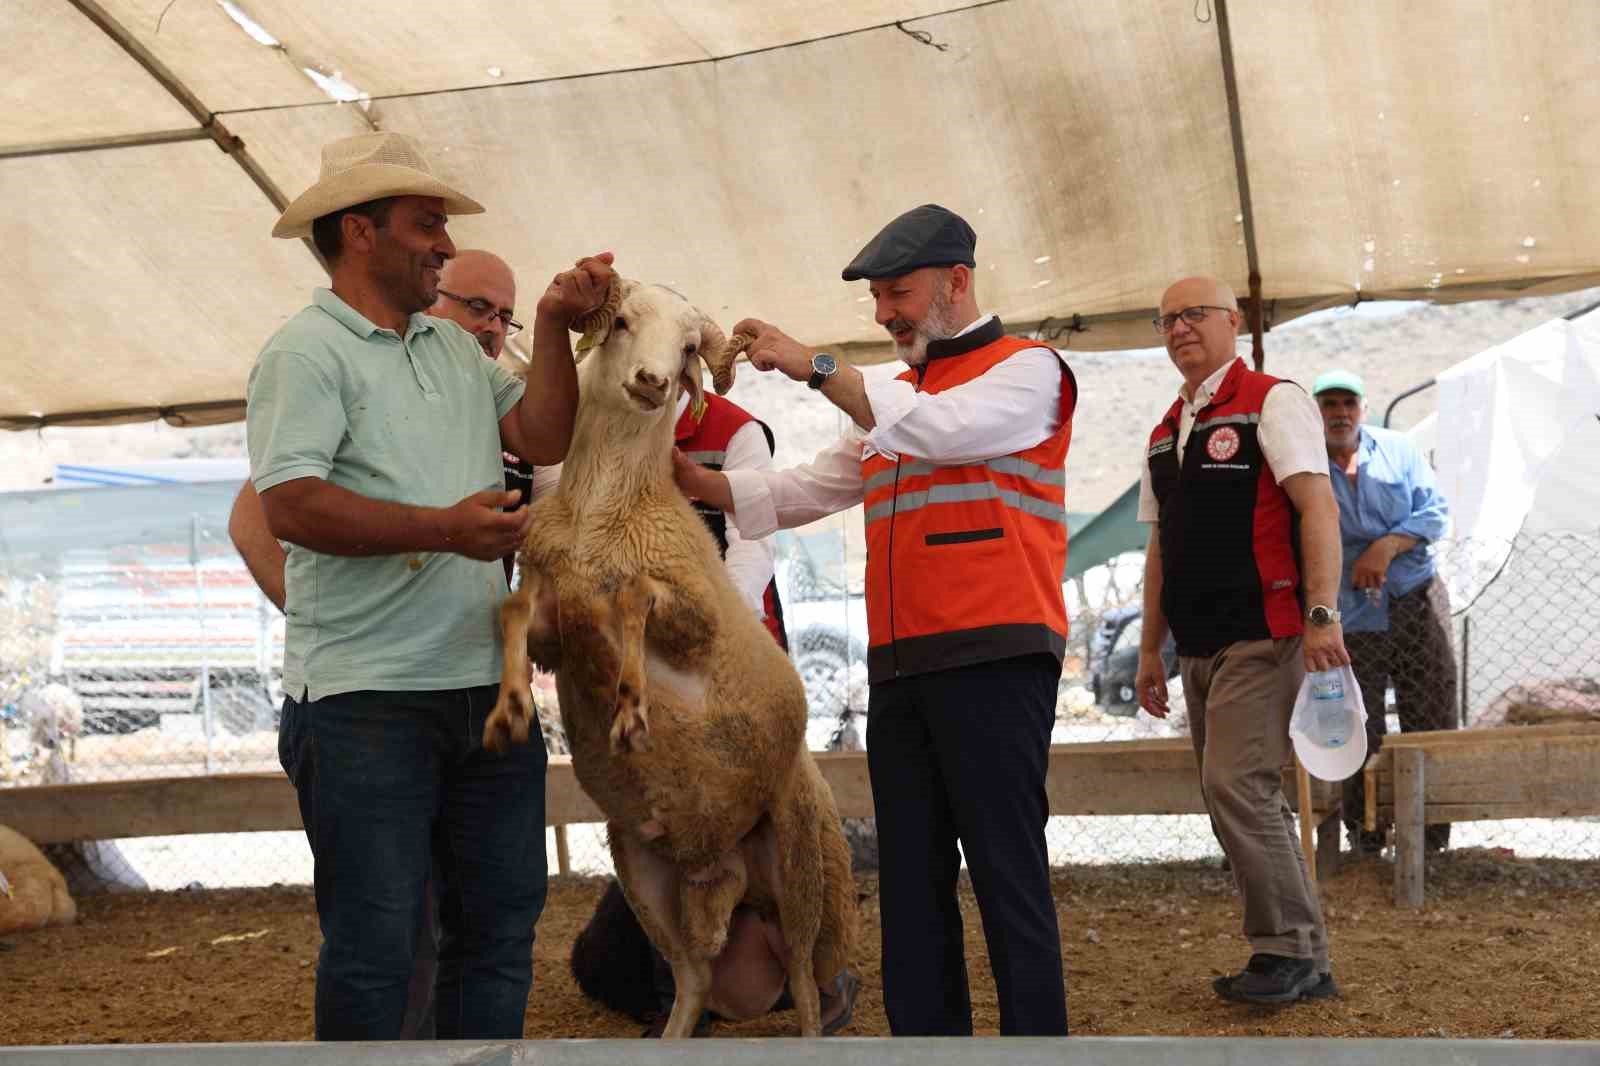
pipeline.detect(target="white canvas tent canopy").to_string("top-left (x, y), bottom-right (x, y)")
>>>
top-left (7, 0), bottom-right (1600, 430)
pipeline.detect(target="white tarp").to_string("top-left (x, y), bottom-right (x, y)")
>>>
top-left (1418, 304), bottom-right (1600, 602)
top-left (7, 0), bottom-right (1600, 429)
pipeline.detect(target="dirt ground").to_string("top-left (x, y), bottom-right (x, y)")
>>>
top-left (3, 849), bottom-right (1598, 1046)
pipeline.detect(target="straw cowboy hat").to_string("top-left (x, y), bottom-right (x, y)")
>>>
top-left (272, 131), bottom-right (485, 239)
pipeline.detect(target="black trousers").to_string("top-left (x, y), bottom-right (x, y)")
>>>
top-left (1342, 574), bottom-right (1459, 851)
top-left (865, 653), bottom-right (1068, 1036)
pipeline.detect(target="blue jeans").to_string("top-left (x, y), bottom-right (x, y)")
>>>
top-left (279, 685), bottom-right (548, 1040)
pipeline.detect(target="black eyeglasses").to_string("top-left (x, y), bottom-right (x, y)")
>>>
top-left (1152, 305), bottom-right (1234, 335)
top-left (437, 289), bottom-right (523, 336)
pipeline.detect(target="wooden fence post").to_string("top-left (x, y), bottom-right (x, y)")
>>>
top-left (1394, 747), bottom-right (1426, 908)
top-left (1295, 756), bottom-right (1316, 882)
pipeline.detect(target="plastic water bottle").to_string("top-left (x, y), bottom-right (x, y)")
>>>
top-left (1308, 669), bottom-right (1350, 749)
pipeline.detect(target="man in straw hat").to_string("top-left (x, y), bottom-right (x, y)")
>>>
top-left (1134, 276), bottom-right (1347, 1005)
top-left (247, 130), bottom-right (612, 1040)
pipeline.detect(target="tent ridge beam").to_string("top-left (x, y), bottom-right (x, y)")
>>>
top-left (7, 276), bottom-right (1600, 431)
top-left (1212, 0), bottom-right (1266, 370)
top-left (0, 399), bottom-right (246, 434)
top-left (67, 0), bottom-right (303, 236)
top-left (0, 128), bottom-right (209, 161)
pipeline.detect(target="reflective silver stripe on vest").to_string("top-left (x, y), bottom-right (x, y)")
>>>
top-left (1190, 412), bottom-right (1260, 435)
top-left (986, 455), bottom-right (1067, 487)
top-left (684, 450), bottom-right (726, 466)
top-left (865, 481), bottom-right (1067, 526)
top-left (865, 456), bottom-right (1062, 493)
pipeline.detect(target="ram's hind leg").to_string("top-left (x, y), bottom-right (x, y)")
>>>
top-left (756, 785), bottom-right (827, 1036)
top-left (483, 568), bottom-right (553, 753)
top-left (613, 828), bottom-right (713, 1040)
top-left (603, 574), bottom-right (660, 755)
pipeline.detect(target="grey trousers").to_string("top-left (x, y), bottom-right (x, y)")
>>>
top-left (1181, 636), bottom-right (1329, 969)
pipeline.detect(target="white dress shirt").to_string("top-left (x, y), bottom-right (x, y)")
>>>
top-left (727, 314), bottom-right (1067, 539)
top-left (1136, 357), bottom-right (1328, 523)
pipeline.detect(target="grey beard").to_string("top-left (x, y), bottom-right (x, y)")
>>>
top-left (895, 294), bottom-right (960, 368)
top-left (897, 333), bottom-right (932, 367)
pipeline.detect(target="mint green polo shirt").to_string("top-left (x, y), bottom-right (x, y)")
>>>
top-left (246, 288), bottom-right (526, 702)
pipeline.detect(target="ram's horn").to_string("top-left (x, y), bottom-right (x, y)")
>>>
top-left (569, 279), bottom-right (630, 361)
top-left (699, 318), bottom-right (741, 396)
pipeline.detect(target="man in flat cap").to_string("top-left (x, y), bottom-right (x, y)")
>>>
top-left (675, 204), bottom-right (1074, 1036)
top-left (246, 130), bottom-right (614, 1041)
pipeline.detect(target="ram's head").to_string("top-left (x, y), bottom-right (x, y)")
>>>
top-left (572, 280), bottom-right (736, 420)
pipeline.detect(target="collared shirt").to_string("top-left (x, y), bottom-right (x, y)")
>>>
top-left (246, 288), bottom-right (526, 702)
top-left (726, 314), bottom-right (1064, 537)
top-left (1329, 424), bottom-right (1450, 632)
top-left (1136, 357), bottom-right (1327, 522)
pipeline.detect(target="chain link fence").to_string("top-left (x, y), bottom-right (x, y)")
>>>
top-left (4, 530), bottom-right (1598, 889)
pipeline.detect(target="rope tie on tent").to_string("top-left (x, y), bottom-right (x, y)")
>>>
top-left (895, 22), bottom-right (950, 51)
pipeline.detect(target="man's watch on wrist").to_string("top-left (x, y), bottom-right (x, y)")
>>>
top-left (807, 352), bottom-right (839, 390)
top-left (1307, 604), bottom-right (1341, 627)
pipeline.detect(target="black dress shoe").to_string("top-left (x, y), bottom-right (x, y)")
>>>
top-left (1348, 828), bottom-right (1386, 856)
top-left (1301, 971), bottom-right (1341, 1000)
top-left (1213, 953), bottom-right (1319, 1005)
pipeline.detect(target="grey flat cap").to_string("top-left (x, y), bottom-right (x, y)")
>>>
top-left (841, 204), bottom-right (977, 281)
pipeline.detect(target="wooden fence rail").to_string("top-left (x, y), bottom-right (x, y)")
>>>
top-left (0, 739), bottom-right (1343, 874)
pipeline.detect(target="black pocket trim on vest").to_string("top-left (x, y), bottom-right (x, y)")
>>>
top-left (925, 527), bottom-right (1004, 546)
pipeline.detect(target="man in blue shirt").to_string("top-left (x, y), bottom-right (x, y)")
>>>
top-left (1315, 370), bottom-right (1457, 855)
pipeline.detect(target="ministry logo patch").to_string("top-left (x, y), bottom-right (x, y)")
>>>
top-left (1206, 425), bottom-right (1241, 462)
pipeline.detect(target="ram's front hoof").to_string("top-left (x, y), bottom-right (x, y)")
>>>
top-left (483, 688), bottom-right (533, 753)
top-left (608, 704), bottom-right (651, 755)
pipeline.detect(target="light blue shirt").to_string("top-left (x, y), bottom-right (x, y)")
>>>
top-left (1329, 425), bottom-right (1449, 633)
top-left (246, 288), bottom-right (526, 701)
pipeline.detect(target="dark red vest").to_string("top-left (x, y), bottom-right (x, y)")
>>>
top-left (1146, 358), bottom-right (1303, 657)
top-left (675, 396), bottom-right (787, 650)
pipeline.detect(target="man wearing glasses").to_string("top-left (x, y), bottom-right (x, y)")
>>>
top-left (430, 249), bottom-right (563, 583)
top-left (1133, 276), bottom-right (1349, 1006)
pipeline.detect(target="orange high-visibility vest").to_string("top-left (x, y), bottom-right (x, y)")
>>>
top-left (861, 322), bottom-right (1075, 682)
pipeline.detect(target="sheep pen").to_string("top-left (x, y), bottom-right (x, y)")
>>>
top-left (2, 853), bottom-right (1599, 1045)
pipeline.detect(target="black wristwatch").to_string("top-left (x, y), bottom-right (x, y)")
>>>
top-left (807, 352), bottom-right (839, 390)
top-left (1307, 604), bottom-right (1341, 626)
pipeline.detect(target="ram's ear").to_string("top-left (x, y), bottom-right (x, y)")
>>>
top-left (681, 361), bottom-right (706, 421)
top-left (697, 316), bottom-right (739, 396)
top-left (570, 278), bottom-right (635, 361)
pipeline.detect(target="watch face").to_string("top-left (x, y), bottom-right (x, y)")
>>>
top-left (813, 353), bottom-right (837, 375)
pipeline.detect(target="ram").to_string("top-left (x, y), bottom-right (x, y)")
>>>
top-left (484, 280), bottom-right (856, 1038)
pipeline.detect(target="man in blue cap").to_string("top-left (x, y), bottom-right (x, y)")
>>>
top-left (1315, 369), bottom-right (1456, 854)
top-left (674, 203), bottom-right (1074, 1037)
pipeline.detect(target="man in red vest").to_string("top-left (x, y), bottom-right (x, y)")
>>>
top-left (1134, 276), bottom-right (1350, 1006)
top-left (674, 204), bottom-right (1073, 1037)
top-left (674, 390), bottom-right (788, 648)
